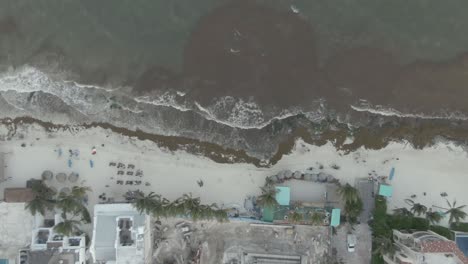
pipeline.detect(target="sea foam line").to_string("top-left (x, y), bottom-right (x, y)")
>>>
top-left (351, 105), bottom-right (468, 121)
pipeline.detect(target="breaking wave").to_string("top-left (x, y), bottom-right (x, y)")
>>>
top-left (351, 101), bottom-right (468, 121)
top-left (0, 65), bottom-right (325, 132)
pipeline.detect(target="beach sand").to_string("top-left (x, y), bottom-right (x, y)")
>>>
top-left (1, 123), bottom-right (467, 227)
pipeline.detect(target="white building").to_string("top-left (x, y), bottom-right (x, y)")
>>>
top-left (90, 203), bottom-right (152, 264)
top-left (384, 229), bottom-right (468, 264)
top-left (27, 212), bottom-right (87, 264)
top-left (0, 202), bottom-right (34, 264)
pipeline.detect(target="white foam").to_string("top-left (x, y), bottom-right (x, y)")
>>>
top-left (351, 104), bottom-right (468, 121)
top-left (134, 94), bottom-right (191, 112)
top-left (194, 100), bottom-right (302, 130)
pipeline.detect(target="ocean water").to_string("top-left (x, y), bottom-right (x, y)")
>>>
top-left (1, 0), bottom-right (468, 158)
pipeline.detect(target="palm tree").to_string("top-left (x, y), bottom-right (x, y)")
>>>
top-left (71, 186), bottom-right (91, 198)
top-left (345, 198), bottom-right (363, 222)
top-left (445, 200), bottom-right (467, 224)
top-left (56, 185), bottom-right (91, 223)
top-left (264, 176), bottom-right (275, 187)
top-left (373, 236), bottom-right (395, 257)
top-left (337, 183), bottom-right (360, 204)
top-left (257, 186), bottom-right (279, 208)
top-left (310, 212), bottom-right (323, 225)
top-left (426, 210), bottom-right (443, 224)
top-left (289, 211), bottom-right (303, 224)
top-left (393, 207), bottom-right (413, 217)
top-left (54, 214), bottom-right (81, 236)
top-left (131, 191), bottom-right (160, 215)
top-left (25, 181), bottom-right (56, 215)
top-left (405, 199), bottom-right (427, 216)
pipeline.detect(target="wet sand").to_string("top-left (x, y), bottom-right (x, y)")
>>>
top-left (3, 115), bottom-right (468, 168)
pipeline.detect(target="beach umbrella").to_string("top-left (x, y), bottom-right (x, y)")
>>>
top-left (68, 173), bottom-right (79, 183)
top-left (41, 170), bottom-right (53, 181)
top-left (326, 175), bottom-right (336, 183)
top-left (293, 171), bottom-right (302, 179)
top-left (318, 173), bottom-right (328, 182)
top-left (49, 186), bottom-right (58, 196)
top-left (283, 170), bottom-right (293, 178)
top-left (56, 173), bottom-right (67, 183)
top-left (304, 173), bottom-right (313, 181)
top-left (59, 187), bottom-right (71, 195)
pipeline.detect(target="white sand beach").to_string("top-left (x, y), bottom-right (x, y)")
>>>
top-left (1, 123), bottom-right (468, 227)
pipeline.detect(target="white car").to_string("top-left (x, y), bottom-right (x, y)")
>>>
top-left (347, 234), bottom-right (356, 253)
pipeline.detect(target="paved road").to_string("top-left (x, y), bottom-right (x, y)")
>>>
top-left (357, 180), bottom-right (375, 224)
top-left (334, 224), bottom-right (372, 264)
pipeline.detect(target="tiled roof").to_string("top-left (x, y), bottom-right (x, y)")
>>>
top-left (421, 240), bottom-right (468, 264)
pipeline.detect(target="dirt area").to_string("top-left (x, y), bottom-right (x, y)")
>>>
top-left (151, 219), bottom-right (331, 264)
top-left (333, 224), bottom-right (372, 264)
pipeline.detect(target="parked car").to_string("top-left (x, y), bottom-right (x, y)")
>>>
top-left (347, 234), bottom-right (356, 253)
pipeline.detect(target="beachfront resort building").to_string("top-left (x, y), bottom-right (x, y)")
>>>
top-left (0, 188), bottom-right (35, 264)
top-left (384, 229), bottom-right (468, 264)
top-left (1, 187), bottom-right (86, 264)
top-left (90, 203), bottom-right (152, 264)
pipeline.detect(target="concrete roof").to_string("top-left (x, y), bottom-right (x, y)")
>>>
top-left (92, 203), bottom-right (145, 262)
top-left (4, 188), bottom-right (34, 202)
top-left (0, 202), bottom-right (34, 261)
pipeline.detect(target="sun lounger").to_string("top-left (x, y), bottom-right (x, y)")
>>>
top-left (118, 171), bottom-right (124, 175)
top-left (126, 171), bottom-right (134, 176)
top-left (128, 164), bottom-right (135, 169)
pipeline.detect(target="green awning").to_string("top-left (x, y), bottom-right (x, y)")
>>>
top-left (262, 206), bottom-right (274, 222)
top-left (379, 184), bottom-right (393, 197)
top-left (331, 208), bottom-right (341, 227)
top-left (275, 186), bottom-right (290, 206)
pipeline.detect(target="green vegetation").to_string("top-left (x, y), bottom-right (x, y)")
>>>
top-left (445, 200), bottom-right (467, 224)
top-left (26, 181), bottom-right (92, 237)
top-left (429, 225), bottom-right (454, 240)
top-left (337, 183), bottom-right (363, 223)
top-left (127, 191), bottom-right (228, 222)
top-left (25, 180), bottom-right (56, 216)
top-left (451, 222), bottom-right (468, 232)
top-left (371, 196), bottom-right (466, 263)
top-left (257, 186), bottom-right (279, 208)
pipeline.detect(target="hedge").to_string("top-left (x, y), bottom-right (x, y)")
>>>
top-left (429, 225), bottom-right (454, 240)
top-left (451, 222), bottom-right (468, 232)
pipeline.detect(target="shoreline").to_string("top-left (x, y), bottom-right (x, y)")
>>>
top-left (1, 120), bottom-right (467, 228)
top-left (2, 115), bottom-right (468, 168)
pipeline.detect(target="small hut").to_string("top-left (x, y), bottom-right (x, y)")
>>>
top-left (68, 172), bottom-right (79, 183)
top-left (56, 173), bottom-right (67, 183)
top-left (41, 170), bottom-right (53, 181)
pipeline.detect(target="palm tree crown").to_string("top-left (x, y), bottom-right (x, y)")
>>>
top-left (445, 200), bottom-right (467, 224)
top-left (257, 186), bottom-right (279, 208)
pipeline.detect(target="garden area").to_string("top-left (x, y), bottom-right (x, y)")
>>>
top-left (370, 195), bottom-right (467, 263)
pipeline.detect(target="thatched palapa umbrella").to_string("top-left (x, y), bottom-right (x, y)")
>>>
top-left (59, 187), bottom-right (71, 195)
top-left (56, 173), bottom-right (67, 183)
top-left (41, 170), bottom-right (53, 181)
top-left (68, 172), bottom-right (79, 183)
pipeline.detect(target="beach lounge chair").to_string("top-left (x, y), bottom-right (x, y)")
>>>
top-left (125, 181), bottom-right (133, 185)
top-left (126, 171), bottom-right (134, 176)
top-left (118, 171), bottom-right (124, 175)
top-left (136, 170), bottom-right (143, 177)
top-left (109, 162), bottom-right (116, 167)
top-left (117, 163), bottom-right (125, 169)
top-left (128, 164), bottom-right (135, 169)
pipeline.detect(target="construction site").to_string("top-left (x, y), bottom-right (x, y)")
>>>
top-left (151, 219), bottom-right (331, 264)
